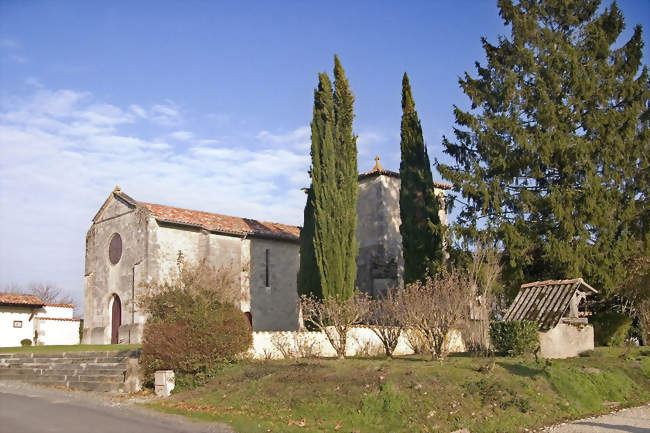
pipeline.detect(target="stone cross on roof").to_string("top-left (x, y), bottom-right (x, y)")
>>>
top-left (373, 155), bottom-right (382, 171)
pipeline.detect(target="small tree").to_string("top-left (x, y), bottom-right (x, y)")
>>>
top-left (368, 289), bottom-right (403, 358)
top-left (396, 269), bottom-right (472, 359)
top-left (300, 293), bottom-right (370, 359)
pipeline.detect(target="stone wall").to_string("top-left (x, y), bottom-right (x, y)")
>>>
top-left (249, 238), bottom-right (300, 331)
top-left (539, 323), bottom-right (594, 359)
top-left (0, 306), bottom-right (36, 347)
top-left (356, 175), bottom-right (404, 296)
top-left (355, 175), bottom-right (448, 296)
top-left (34, 318), bottom-right (80, 345)
top-left (249, 327), bottom-right (465, 359)
top-left (83, 195), bottom-right (150, 344)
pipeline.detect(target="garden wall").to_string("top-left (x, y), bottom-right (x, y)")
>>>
top-left (249, 326), bottom-right (465, 359)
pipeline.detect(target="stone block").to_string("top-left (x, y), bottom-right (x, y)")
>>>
top-left (154, 370), bottom-right (175, 397)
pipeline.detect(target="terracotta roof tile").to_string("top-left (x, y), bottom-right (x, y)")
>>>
top-left (0, 293), bottom-right (44, 306)
top-left (139, 202), bottom-right (301, 242)
top-left (358, 157), bottom-right (452, 190)
top-left (34, 317), bottom-right (81, 322)
top-left (43, 303), bottom-right (75, 308)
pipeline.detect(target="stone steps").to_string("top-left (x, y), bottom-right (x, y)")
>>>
top-left (0, 349), bottom-right (140, 393)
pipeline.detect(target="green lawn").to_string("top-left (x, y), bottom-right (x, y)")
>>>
top-left (0, 344), bottom-right (141, 354)
top-left (148, 347), bottom-right (650, 433)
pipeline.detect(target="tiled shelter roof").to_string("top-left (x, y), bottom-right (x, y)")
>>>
top-left (0, 293), bottom-right (45, 307)
top-left (43, 303), bottom-right (74, 308)
top-left (358, 156), bottom-right (452, 190)
top-left (503, 278), bottom-right (597, 330)
top-left (139, 202), bottom-right (301, 242)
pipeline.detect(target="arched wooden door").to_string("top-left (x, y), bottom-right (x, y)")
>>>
top-left (111, 295), bottom-right (121, 344)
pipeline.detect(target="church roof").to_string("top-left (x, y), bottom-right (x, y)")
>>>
top-left (0, 293), bottom-right (45, 307)
top-left (358, 156), bottom-right (452, 190)
top-left (139, 202), bottom-right (301, 242)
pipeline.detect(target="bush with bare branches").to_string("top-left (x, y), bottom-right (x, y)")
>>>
top-left (395, 269), bottom-right (473, 359)
top-left (299, 293), bottom-right (370, 359)
top-left (367, 288), bottom-right (403, 358)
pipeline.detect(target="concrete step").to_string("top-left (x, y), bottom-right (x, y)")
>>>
top-left (0, 375), bottom-right (69, 383)
top-left (0, 350), bottom-right (139, 393)
top-left (67, 381), bottom-right (123, 392)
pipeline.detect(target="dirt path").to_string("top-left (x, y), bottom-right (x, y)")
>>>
top-left (542, 404), bottom-right (650, 433)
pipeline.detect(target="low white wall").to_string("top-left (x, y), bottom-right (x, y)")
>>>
top-left (0, 306), bottom-right (35, 347)
top-left (539, 323), bottom-right (594, 359)
top-left (34, 318), bottom-right (81, 345)
top-left (249, 326), bottom-right (465, 359)
top-left (37, 305), bottom-right (74, 319)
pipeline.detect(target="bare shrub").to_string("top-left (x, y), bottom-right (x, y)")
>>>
top-left (349, 334), bottom-right (383, 357)
top-left (618, 254), bottom-right (650, 346)
top-left (294, 333), bottom-right (319, 358)
top-left (396, 269), bottom-right (473, 359)
top-left (465, 240), bottom-right (502, 355)
top-left (270, 333), bottom-right (296, 359)
top-left (300, 293), bottom-right (371, 359)
top-left (404, 328), bottom-right (427, 354)
top-left (139, 256), bottom-right (251, 374)
top-left (367, 288), bottom-right (403, 358)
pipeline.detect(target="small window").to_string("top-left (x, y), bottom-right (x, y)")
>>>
top-left (109, 233), bottom-right (122, 265)
top-left (13, 321), bottom-right (22, 328)
top-left (265, 248), bottom-right (270, 287)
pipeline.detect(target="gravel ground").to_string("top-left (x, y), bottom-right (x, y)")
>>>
top-left (542, 404), bottom-right (650, 433)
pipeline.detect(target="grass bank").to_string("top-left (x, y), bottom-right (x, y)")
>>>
top-left (148, 347), bottom-right (650, 433)
top-left (0, 344), bottom-right (141, 354)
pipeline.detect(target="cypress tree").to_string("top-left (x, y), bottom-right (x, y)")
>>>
top-left (333, 55), bottom-right (358, 299)
top-left (298, 57), bottom-right (359, 300)
top-left (399, 73), bottom-right (443, 284)
top-left (438, 0), bottom-right (649, 297)
top-left (297, 187), bottom-right (319, 297)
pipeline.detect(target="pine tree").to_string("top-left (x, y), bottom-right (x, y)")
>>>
top-left (438, 0), bottom-right (649, 297)
top-left (298, 57), bottom-right (359, 299)
top-left (399, 73), bottom-right (444, 284)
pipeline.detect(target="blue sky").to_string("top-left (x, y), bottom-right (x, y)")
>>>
top-left (1, 1), bottom-right (648, 309)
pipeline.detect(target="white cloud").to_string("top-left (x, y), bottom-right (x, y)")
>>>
top-left (25, 77), bottom-right (44, 88)
top-left (256, 126), bottom-right (310, 151)
top-left (169, 130), bottom-right (194, 141)
top-left (0, 86), bottom-right (310, 307)
top-left (8, 54), bottom-right (27, 64)
top-left (0, 38), bottom-right (19, 49)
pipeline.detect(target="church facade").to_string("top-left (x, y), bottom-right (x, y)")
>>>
top-left (82, 158), bottom-right (449, 344)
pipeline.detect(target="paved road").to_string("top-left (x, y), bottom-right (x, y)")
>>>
top-left (543, 404), bottom-right (650, 433)
top-left (0, 381), bottom-right (234, 433)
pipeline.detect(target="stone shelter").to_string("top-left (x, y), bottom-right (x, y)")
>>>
top-left (0, 293), bottom-right (80, 347)
top-left (83, 157), bottom-right (451, 344)
top-left (503, 278), bottom-right (597, 358)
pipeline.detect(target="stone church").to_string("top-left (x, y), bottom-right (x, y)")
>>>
top-left (82, 157), bottom-right (450, 344)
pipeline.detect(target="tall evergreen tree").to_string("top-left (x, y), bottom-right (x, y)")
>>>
top-left (333, 55), bottom-right (359, 298)
top-left (399, 73), bottom-right (444, 284)
top-left (438, 0), bottom-right (649, 297)
top-left (298, 56), bottom-right (358, 299)
top-left (297, 186), bottom-right (319, 297)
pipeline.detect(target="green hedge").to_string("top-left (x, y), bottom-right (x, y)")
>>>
top-left (590, 312), bottom-right (633, 346)
top-left (490, 320), bottom-right (539, 356)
